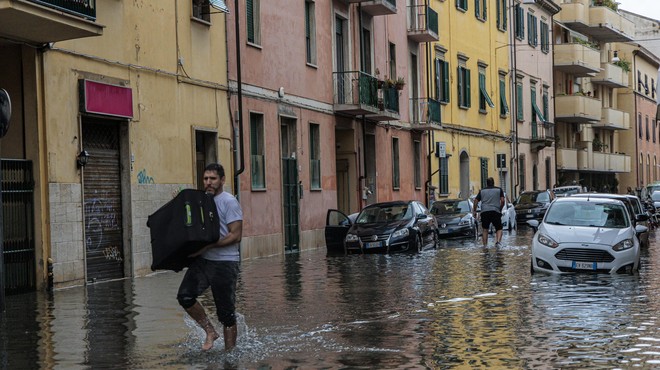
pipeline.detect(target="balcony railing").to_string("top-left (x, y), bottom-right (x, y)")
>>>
top-left (555, 0), bottom-right (633, 42)
top-left (30, 0), bottom-right (96, 20)
top-left (553, 43), bottom-right (601, 76)
top-left (367, 86), bottom-right (400, 121)
top-left (530, 122), bottom-right (555, 152)
top-left (410, 98), bottom-right (441, 130)
top-left (361, 0), bottom-right (397, 16)
top-left (591, 63), bottom-right (629, 88)
top-left (333, 71), bottom-right (379, 116)
top-left (579, 152), bottom-right (631, 173)
top-left (407, 5), bottom-right (438, 42)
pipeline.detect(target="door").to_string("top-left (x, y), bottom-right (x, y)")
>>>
top-left (460, 151), bottom-right (470, 198)
top-left (325, 209), bottom-right (351, 255)
top-left (281, 118), bottom-right (299, 253)
top-left (83, 120), bottom-right (124, 282)
top-left (364, 134), bottom-right (376, 205)
top-left (336, 159), bottom-right (350, 214)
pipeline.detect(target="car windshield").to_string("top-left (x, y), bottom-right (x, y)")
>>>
top-left (652, 191), bottom-right (660, 201)
top-left (545, 201), bottom-right (629, 228)
top-left (516, 192), bottom-right (549, 204)
top-left (554, 187), bottom-right (579, 196)
top-left (356, 204), bottom-right (412, 223)
top-left (431, 200), bottom-right (471, 215)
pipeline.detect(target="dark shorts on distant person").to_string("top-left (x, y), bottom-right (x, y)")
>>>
top-left (177, 258), bottom-right (240, 327)
top-left (481, 210), bottom-right (503, 231)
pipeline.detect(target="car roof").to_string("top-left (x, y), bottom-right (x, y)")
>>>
top-left (554, 196), bottom-right (624, 205)
top-left (570, 193), bottom-right (627, 200)
top-left (364, 200), bottom-right (411, 208)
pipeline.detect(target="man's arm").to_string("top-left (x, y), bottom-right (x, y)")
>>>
top-left (189, 220), bottom-right (243, 257)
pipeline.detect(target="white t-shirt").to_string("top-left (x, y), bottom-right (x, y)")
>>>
top-left (202, 191), bottom-right (243, 262)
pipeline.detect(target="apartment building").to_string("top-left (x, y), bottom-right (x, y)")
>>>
top-left (429, 0), bottom-right (511, 200)
top-left (553, 0), bottom-right (633, 192)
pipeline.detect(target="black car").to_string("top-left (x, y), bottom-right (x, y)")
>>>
top-left (430, 198), bottom-right (478, 238)
top-left (514, 190), bottom-right (554, 224)
top-left (324, 200), bottom-right (438, 254)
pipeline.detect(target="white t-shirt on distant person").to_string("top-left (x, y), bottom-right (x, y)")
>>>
top-left (202, 191), bottom-right (243, 262)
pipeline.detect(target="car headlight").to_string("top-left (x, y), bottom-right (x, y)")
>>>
top-left (537, 233), bottom-right (559, 248)
top-left (391, 228), bottom-right (409, 239)
top-left (613, 239), bottom-right (634, 251)
top-left (458, 218), bottom-right (470, 226)
top-left (345, 234), bottom-right (359, 243)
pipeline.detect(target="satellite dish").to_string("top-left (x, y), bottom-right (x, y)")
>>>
top-left (0, 88), bottom-right (11, 138)
top-left (209, 0), bottom-right (229, 13)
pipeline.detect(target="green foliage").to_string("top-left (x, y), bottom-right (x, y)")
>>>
top-left (613, 59), bottom-right (631, 73)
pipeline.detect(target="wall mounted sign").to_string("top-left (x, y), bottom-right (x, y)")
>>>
top-left (79, 80), bottom-right (133, 119)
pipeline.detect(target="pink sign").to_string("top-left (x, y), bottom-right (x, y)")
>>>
top-left (82, 80), bottom-right (133, 118)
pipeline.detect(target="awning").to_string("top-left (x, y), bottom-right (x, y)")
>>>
top-left (500, 92), bottom-right (509, 115)
top-left (480, 84), bottom-right (495, 108)
top-left (209, 0), bottom-right (229, 13)
top-left (532, 100), bottom-right (546, 123)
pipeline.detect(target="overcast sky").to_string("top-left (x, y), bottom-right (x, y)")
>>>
top-left (616, 0), bottom-right (660, 21)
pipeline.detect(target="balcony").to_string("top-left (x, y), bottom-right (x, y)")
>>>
top-left (553, 43), bottom-right (600, 76)
top-left (578, 151), bottom-right (631, 173)
top-left (556, 0), bottom-right (633, 42)
top-left (407, 5), bottom-right (438, 42)
top-left (530, 122), bottom-right (555, 152)
top-left (0, 0), bottom-right (103, 44)
top-left (409, 98), bottom-right (441, 130)
top-left (554, 94), bottom-right (601, 123)
top-left (333, 71), bottom-right (380, 116)
top-left (367, 86), bottom-right (400, 121)
top-left (591, 63), bottom-right (629, 88)
top-left (557, 148), bottom-right (579, 171)
top-left (361, 0), bottom-right (397, 16)
top-left (592, 107), bottom-right (630, 130)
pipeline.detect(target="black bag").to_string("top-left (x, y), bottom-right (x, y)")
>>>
top-left (147, 189), bottom-right (220, 271)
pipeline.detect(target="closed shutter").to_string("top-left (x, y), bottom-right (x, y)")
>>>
top-left (83, 121), bottom-right (124, 282)
top-left (247, 0), bottom-right (254, 43)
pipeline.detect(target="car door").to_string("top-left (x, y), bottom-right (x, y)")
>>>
top-left (325, 209), bottom-right (351, 254)
top-left (414, 202), bottom-right (435, 241)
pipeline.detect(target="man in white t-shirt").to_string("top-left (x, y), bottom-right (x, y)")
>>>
top-left (176, 163), bottom-right (243, 351)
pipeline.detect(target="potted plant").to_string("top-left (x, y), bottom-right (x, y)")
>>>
top-left (394, 77), bottom-right (405, 90)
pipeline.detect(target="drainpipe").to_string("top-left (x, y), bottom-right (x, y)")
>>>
top-left (233, 0), bottom-right (245, 199)
top-left (633, 50), bottom-right (640, 189)
top-left (509, 0), bottom-right (519, 199)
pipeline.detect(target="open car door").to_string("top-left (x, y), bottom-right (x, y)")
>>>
top-left (325, 209), bottom-right (352, 255)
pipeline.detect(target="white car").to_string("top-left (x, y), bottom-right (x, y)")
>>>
top-left (527, 197), bottom-right (644, 275)
top-left (501, 195), bottom-right (517, 231)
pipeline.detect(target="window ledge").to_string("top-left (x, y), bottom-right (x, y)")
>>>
top-left (306, 62), bottom-right (318, 69)
top-left (251, 188), bottom-right (267, 192)
top-left (191, 17), bottom-right (212, 26)
top-left (247, 42), bottom-right (262, 50)
top-left (310, 187), bottom-right (322, 192)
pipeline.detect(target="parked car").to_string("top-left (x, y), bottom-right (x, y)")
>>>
top-left (324, 200), bottom-right (438, 255)
top-left (527, 197), bottom-right (644, 274)
top-left (553, 185), bottom-right (585, 197)
top-left (430, 198), bottom-right (478, 238)
top-left (651, 191), bottom-right (660, 210)
top-left (501, 195), bottom-right (517, 231)
top-left (514, 190), bottom-right (554, 224)
top-left (570, 193), bottom-right (649, 249)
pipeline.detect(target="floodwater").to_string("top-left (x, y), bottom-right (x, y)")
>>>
top-left (2, 227), bottom-right (660, 369)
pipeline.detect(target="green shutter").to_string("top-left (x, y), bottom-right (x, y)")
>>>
top-left (496, 0), bottom-right (500, 28)
top-left (475, 0), bottom-right (480, 18)
top-left (442, 61), bottom-right (450, 103)
top-left (435, 59), bottom-right (441, 100)
top-left (466, 69), bottom-right (471, 108)
top-left (247, 0), bottom-right (255, 43)
top-left (502, 0), bottom-right (507, 30)
top-left (516, 83), bottom-right (523, 120)
top-left (483, 0), bottom-right (487, 21)
top-left (458, 66), bottom-right (463, 106)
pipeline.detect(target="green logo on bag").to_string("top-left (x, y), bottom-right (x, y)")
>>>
top-left (184, 202), bottom-right (192, 226)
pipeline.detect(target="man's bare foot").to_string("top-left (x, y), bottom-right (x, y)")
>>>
top-left (201, 330), bottom-right (220, 351)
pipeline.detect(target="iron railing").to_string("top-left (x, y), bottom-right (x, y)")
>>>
top-left (382, 87), bottom-right (400, 113)
top-left (30, 0), bottom-right (96, 20)
top-left (410, 98), bottom-right (441, 127)
top-left (333, 71), bottom-right (379, 109)
top-left (407, 5), bottom-right (438, 35)
top-left (531, 121), bottom-right (555, 141)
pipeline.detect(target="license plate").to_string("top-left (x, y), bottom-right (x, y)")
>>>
top-left (526, 214), bottom-right (535, 218)
top-left (572, 261), bottom-right (597, 270)
top-left (365, 241), bottom-right (381, 249)
top-left (438, 229), bottom-right (448, 234)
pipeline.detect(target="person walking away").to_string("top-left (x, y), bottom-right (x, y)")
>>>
top-left (472, 177), bottom-right (505, 247)
top-left (176, 163), bottom-right (243, 351)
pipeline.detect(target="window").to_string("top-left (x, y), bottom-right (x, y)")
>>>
top-left (439, 157), bottom-right (449, 194)
top-left (638, 70), bottom-right (643, 92)
top-left (645, 74), bottom-right (650, 94)
top-left (653, 78), bottom-right (657, 99)
top-left (542, 85), bottom-right (549, 119)
top-left (246, 0), bottom-right (261, 44)
top-left (435, 55), bottom-right (450, 103)
top-left (480, 157), bottom-right (488, 189)
top-left (496, 0), bottom-right (507, 31)
top-left (648, 155), bottom-right (652, 185)
top-left (192, 0), bottom-right (210, 22)
top-left (515, 4), bottom-right (524, 40)
top-left (639, 153), bottom-right (644, 185)
top-left (305, 1), bottom-right (317, 65)
top-left (516, 77), bottom-right (524, 121)
top-left (519, 155), bottom-right (526, 192)
top-left (531, 84), bottom-right (546, 123)
top-left (458, 62), bottom-right (471, 109)
top-left (361, 26), bottom-right (372, 73)
top-left (475, 0), bottom-right (486, 21)
top-left (389, 43), bottom-right (397, 82)
top-left (646, 115), bottom-right (650, 142)
top-left (654, 119), bottom-right (657, 143)
top-left (540, 21), bottom-right (549, 53)
top-left (478, 66), bottom-right (495, 112)
top-left (392, 138), bottom-right (400, 189)
top-left (309, 123), bottom-right (321, 189)
top-left (250, 113), bottom-right (265, 189)
top-left (499, 73), bottom-right (509, 117)
top-left (457, 0), bottom-right (468, 12)
top-left (638, 113), bottom-right (643, 139)
top-left (527, 13), bottom-right (538, 47)
top-left (414, 141), bottom-right (421, 188)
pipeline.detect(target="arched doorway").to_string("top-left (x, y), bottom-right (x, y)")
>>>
top-left (460, 151), bottom-right (470, 198)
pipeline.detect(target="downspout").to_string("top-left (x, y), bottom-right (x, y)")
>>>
top-left (426, 0), bottom-right (434, 207)
top-left (633, 50), bottom-right (640, 188)
top-left (510, 0), bottom-right (519, 199)
top-left (233, 0), bottom-right (245, 198)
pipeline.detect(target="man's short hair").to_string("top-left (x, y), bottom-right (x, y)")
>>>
top-left (486, 177), bottom-right (495, 187)
top-left (204, 163), bottom-right (225, 178)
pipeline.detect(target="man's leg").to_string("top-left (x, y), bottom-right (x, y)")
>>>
top-left (481, 222), bottom-right (489, 246)
top-left (185, 301), bottom-right (220, 351)
top-left (496, 229), bottom-right (503, 243)
top-left (224, 325), bottom-right (237, 350)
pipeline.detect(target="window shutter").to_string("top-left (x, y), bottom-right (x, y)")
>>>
top-left (247, 0), bottom-right (255, 43)
top-left (466, 69), bottom-right (471, 107)
top-left (458, 66), bottom-right (463, 106)
top-left (435, 59), bottom-right (441, 100)
top-left (475, 0), bottom-right (480, 18)
top-left (483, 0), bottom-right (487, 20)
top-left (496, 0), bottom-right (500, 28)
top-left (503, 0), bottom-right (507, 30)
top-left (443, 61), bottom-right (450, 103)
top-left (517, 83), bottom-right (523, 120)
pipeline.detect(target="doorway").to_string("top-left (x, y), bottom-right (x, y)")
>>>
top-left (281, 117), bottom-right (299, 253)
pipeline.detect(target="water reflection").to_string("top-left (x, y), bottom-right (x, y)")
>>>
top-left (1, 229), bottom-right (659, 368)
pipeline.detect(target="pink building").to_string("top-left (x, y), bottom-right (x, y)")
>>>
top-left (226, 0), bottom-right (439, 258)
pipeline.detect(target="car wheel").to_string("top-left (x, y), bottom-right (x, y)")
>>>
top-left (530, 258), bottom-right (534, 275)
top-left (433, 231), bottom-right (439, 249)
top-left (415, 234), bottom-right (423, 253)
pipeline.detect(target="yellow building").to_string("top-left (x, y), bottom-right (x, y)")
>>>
top-left (429, 0), bottom-right (512, 200)
top-left (1, 1), bottom-right (232, 289)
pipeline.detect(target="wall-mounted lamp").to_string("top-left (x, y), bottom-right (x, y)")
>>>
top-left (611, 50), bottom-right (620, 63)
top-left (77, 150), bottom-right (89, 168)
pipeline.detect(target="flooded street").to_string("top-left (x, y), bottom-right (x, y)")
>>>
top-left (2, 227), bottom-right (660, 369)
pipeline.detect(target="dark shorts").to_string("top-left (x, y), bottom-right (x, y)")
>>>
top-left (481, 211), bottom-right (503, 231)
top-left (177, 258), bottom-right (240, 327)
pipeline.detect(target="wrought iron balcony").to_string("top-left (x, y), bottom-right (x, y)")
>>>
top-left (361, 0), bottom-right (397, 16)
top-left (333, 71), bottom-right (380, 116)
top-left (530, 122), bottom-right (555, 152)
top-left (407, 5), bottom-right (438, 42)
top-left (409, 98), bottom-right (441, 130)
top-left (367, 86), bottom-right (400, 122)
top-left (31, 0), bottom-right (96, 19)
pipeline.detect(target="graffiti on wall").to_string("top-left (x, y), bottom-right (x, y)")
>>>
top-left (137, 169), bottom-right (155, 184)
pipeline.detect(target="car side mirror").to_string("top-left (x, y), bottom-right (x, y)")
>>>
top-left (527, 219), bottom-right (539, 232)
top-left (416, 213), bottom-right (426, 220)
top-left (636, 214), bottom-right (649, 222)
top-left (635, 224), bottom-right (648, 235)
